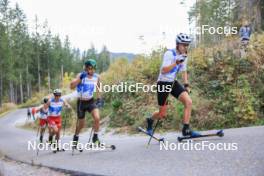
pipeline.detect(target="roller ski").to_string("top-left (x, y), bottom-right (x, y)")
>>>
top-left (86, 135), bottom-right (116, 151)
top-left (72, 145), bottom-right (84, 155)
top-left (138, 118), bottom-right (165, 144)
top-left (137, 127), bottom-right (165, 143)
top-left (91, 137), bottom-right (116, 150)
top-left (177, 129), bottom-right (224, 142)
top-left (50, 140), bottom-right (65, 153)
top-left (72, 135), bottom-right (83, 155)
top-left (105, 144), bottom-right (116, 150)
top-left (87, 142), bottom-right (116, 150)
top-left (52, 147), bottom-right (65, 153)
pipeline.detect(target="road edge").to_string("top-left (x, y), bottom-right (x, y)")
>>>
top-left (3, 154), bottom-right (106, 176)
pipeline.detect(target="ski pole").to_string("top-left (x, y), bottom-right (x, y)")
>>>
top-left (88, 127), bottom-right (94, 143)
top-left (36, 125), bottom-right (40, 137)
top-left (63, 112), bottom-right (67, 137)
top-left (43, 121), bottom-right (48, 138)
top-left (147, 119), bottom-right (160, 146)
top-left (36, 124), bottom-right (41, 156)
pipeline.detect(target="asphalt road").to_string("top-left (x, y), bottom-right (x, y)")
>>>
top-left (0, 109), bottom-right (263, 176)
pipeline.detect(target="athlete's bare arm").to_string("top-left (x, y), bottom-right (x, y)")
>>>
top-left (70, 73), bottom-right (81, 90)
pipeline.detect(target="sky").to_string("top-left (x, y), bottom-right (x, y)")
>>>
top-left (10, 0), bottom-right (195, 54)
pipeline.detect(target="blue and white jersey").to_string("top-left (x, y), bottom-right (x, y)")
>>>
top-left (49, 98), bottom-right (64, 117)
top-left (157, 49), bottom-right (188, 82)
top-left (77, 73), bottom-right (99, 100)
top-left (39, 107), bottom-right (49, 119)
top-left (239, 26), bottom-right (251, 40)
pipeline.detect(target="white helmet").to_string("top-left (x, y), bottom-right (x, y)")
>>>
top-left (176, 33), bottom-right (191, 45)
top-left (53, 89), bottom-right (62, 96)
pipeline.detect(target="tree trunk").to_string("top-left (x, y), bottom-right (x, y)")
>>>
top-left (48, 67), bottom-right (51, 93)
top-left (26, 82), bottom-right (30, 101)
top-left (9, 80), bottom-right (14, 103)
top-left (20, 73), bottom-right (23, 103)
top-left (61, 64), bottom-right (64, 88)
top-left (26, 64), bottom-right (30, 99)
top-left (28, 82), bottom-right (32, 99)
top-left (14, 84), bottom-right (18, 104)
top-left (254, 0), bottom-right (262, 31)
top-left (38, 56), bottom-right (41, 92)
top-left (0, 72), bottom-right (2, 107)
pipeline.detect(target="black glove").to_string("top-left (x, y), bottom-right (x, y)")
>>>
top-left (96, 98), bottom-right (104, 108)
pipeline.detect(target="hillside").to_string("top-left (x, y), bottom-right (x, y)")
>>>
top-left (110, 52), bottom-right (136, 62)
top-left (100, 34), bottom-right (264, 133)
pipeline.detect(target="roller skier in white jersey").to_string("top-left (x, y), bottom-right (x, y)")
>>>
top-left (146, 33), bottom-right (201, 138)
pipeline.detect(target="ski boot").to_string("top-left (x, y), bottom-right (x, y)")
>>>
top-left (146, 117), bottom-right (154, 135)
top-left (92, 134), bottom-right (101, 148)
top-left (182, 124), bottom-right (201, 137)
